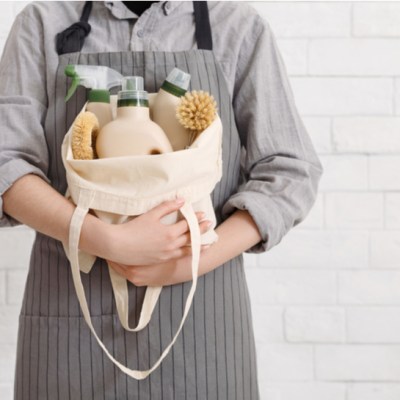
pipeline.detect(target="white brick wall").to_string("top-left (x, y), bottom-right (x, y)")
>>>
top-left (316, 344), bottom-right (400, 381)
top-left (325, 193), bottom-right (383, 229)
top-left (333, 117), bottom-right (400, 153)
top-left (291, 77), bottom-right (393, 116)
top-left (370, 231), bottom-right (400, 267)
top-left (319, 155), bottom-right (368, 191)
top-left (353, 3), bottom-right (400, 37)
top-left (1, 1), bottom-right (400, 399)
top-left (348, 383), bottom-right (400, 400)
top-left (285, 307), bottom-right (346, 343)
top-left (347, 307), bottom-right (400, 343)
top-left (385, 194), bottom-right (400, 228)
top-left (338, 271), bottom-right (400, 304)
top-left (309, 39), bottom-right (400, 76)
top-left (259, 343), bottom-right (314, 381)
top-left (303, 117), bottom-right (332, 154)
top-left (263, 382), bottom-right (346, 400)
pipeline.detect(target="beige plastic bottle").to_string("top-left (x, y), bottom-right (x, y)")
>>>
top-left (152, 68), bottom-right (191, 151)
top-left (86, 91), bottom-right (113, 129)
top-left (96, 77), bottom-right (173, 158)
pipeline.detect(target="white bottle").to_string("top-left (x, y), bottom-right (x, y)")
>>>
top-left (152, 68), bottom-right (191, 151)
top-left (96, 77), bottom-right (173, 158)
top-left (85, 90), bottom-right (113, 129)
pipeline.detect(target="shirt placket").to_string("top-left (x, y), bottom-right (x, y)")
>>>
top-left (130, 9), bottom-right (159, 52)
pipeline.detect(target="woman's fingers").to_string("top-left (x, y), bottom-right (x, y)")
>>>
top-left (167, 243), bottom-right (212, 260)
top-left (108, 261), bottom-right (128, 279)
top-left (172, 211), bottom-right (206, 236)
top-left (149, 198), bottom-right (185, 220)
top-left (172, 219), bottom-right (212, 248)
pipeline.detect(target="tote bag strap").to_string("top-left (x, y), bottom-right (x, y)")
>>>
top-left (68, 190), bottom-right (162, 331)
top-left (68, 197), bottom-right (201, 380)
top-left (108, 266), bottom-right (162, 331)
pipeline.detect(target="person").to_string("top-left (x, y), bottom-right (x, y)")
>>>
top-left (0, 1), bottom-right (323, 399)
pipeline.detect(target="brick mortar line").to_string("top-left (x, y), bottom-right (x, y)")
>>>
top-left (329, 116), bottom-right (335, 155)
top-left (292, 74), bottom-right (400, 79)
top-left (300, 114), bottom-right (396, 118)
top-left (306, 38), bottom-right (311, 76)
top-left (350, 1), bottom-right (355, 38)
top-left (307, 38), bottom-right (400, 43)
top-left (367, 154), bottom-right (371, 192)
top-left (312, 344), bottom-right (317, 380)
top-left (344, 305), bottom-right (349, 345)
top-left (279, 35), bottom-right (400, 39)
top-left (251, 268), bottom-right (400, 272)
top-left (383, 192), bottom-right (387, 231)
top-left (323, 189), bottom-right (400, 193)
top-left (302, 70), bottom-right (400, 85)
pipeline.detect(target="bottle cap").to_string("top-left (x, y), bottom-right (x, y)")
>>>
top-left (161, 68), bottom-right (191, 97)
top-left (166, 68), bottom-right (190, 90)
top-left (122, 76), bottom-right (144, 91)
top-left (118, 76), bottom-right (148, 107)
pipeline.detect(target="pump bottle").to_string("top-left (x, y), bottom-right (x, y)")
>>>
top-left (152, 68), bottom-right (191, 151)
top-left (96, 76), bottom-right (173, 158)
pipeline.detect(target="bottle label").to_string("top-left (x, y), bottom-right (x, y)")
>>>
top-left (117, 98), bottom-right (149, 107)
top-left (161, 81), bottom-right (186, 97)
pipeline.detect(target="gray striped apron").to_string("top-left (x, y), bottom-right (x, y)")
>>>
top-left (14, 3), bottom-right (260, 399)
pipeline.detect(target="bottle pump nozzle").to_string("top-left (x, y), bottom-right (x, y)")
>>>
top-left (64, 65), bottom-right (124, 102)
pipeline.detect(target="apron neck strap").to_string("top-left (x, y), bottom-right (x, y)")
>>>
top-left (56, 1), bottom-right (93, 55)
top-left (193, 1), bottom-right (213, 50)
top-left (55, 1), bottom-right (213, 55)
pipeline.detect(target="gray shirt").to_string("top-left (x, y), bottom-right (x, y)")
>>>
top-left (0, 1), bottom-right (323, 252)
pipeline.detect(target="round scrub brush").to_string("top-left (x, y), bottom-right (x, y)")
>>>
top-left (176, 90), bottom-right (217, 146)
top-left (71, 111), bottom-right (100, 160)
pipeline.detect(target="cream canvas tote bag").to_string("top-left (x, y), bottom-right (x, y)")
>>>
top-left (61, 102), bottom-right (223, 379)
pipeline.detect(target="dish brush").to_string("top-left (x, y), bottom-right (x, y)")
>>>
top-left (176, 90), bottom-right (217, 146)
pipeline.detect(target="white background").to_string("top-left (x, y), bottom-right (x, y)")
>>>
top-left (1, 1), bottom-right (400, 399)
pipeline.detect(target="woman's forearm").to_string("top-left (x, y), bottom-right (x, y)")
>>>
top-left (107, 208), bottom-right (263, 287)
top-left (3, 174), bottom-right (75, 242)
top-left (199, 209), bottom-right (262, 275)
top-left (2, 174), bottom-right (109, 257)
top-left (2, 174), bottom-right (208, 267)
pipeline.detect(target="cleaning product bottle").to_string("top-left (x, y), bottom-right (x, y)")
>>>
top-left (65, 64), bottom-right (123, 129)
top-left (152, 68), bottom-right (191, 151)
top-left (96, 76), bottom-right (173, 158)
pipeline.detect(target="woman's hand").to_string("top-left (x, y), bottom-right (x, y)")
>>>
top-left (107, 246), bottom-right (211, 287)
top-left (104, 198), bottom-right (212, 266)
top-left (107, 209), bottom-right (264, 288)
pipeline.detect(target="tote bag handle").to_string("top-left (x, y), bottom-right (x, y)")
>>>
top-left (108, 267), bottom-right (163, 332)
top-left (68, 196), bottom-right (201, 380)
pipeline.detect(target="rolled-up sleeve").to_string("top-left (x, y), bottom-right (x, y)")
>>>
top-left (221, 15), bottom-right (323, 253)
top-left (0, 10), bottom-right (50, 227)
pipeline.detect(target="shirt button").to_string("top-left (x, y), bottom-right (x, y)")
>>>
top-left (137, 30), bottom-right (144, 38)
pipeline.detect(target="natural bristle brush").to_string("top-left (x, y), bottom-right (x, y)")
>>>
top-left (176, 90), bottom-right (218, 146)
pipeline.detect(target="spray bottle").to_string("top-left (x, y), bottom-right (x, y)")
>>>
top-left (65, 65), bottom-right (123, 129)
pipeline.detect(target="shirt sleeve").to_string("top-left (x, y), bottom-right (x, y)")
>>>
top-left (0, 8), bottom-right (50, 227)
top-left (221, 14), bottom-right (323, 253)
